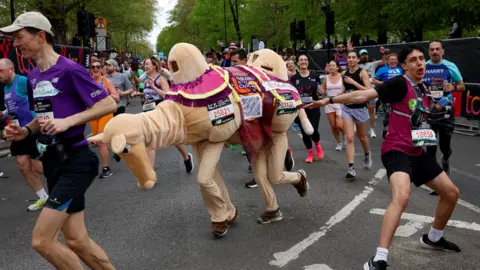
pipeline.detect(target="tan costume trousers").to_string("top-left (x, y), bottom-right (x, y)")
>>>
top-left (192, 140), bottom-right (236, 222)
top-left (253, 132), bottom-right (301, 212)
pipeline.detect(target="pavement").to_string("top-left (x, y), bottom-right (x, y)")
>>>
top-left (0, 100), bottom-right (479, 270)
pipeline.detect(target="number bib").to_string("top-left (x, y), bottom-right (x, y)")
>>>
top-left (240, 95), bottom-right (263, 120)
top-left (277, 93), bottom-right (296, 115)
top-left (301, 95), bottom-right (313, 104)
top-left (430, 90), bottom-right (444, 99)
top-left (142, 101), bottom-right (156, 112)
top-left (411, 125), bottom-right (437, 147)
top-left (207, 97), bottom-right (235, 126)
top-left (34, 100), bottom-right (54, 123)
top-left (7, 114), bottom-right (19, 126)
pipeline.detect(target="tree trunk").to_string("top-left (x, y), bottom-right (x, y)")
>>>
top-left (229, 0), bottom-right (242, 42)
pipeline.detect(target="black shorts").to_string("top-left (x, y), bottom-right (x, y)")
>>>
top-left (10, 134), bottom-right (40, 159)
top-left (42, 146), bottom-right (99, 214)
top-left (381, 150), bottom-right (443, 187)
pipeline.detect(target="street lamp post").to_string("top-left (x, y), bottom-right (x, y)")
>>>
top-left (10, 0), bottom-right (15, 23)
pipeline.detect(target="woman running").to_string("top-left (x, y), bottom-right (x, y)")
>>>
top-left (341, 51), bottom-right (372, 178)
top-left (89, 59), bottom-right (120, 178)
top-left (291, 54), bottom-right (324, 163)
top-left (131, 57), bottom-right (194, 173)
top-left (321, 60), bottom-right (344, 151)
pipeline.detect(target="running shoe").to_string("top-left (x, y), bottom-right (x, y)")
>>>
top-left (27, 198), bottom-right (47, 211)
top-left (113, 154), bottom-right (121, 162)
top-left (293, 169), bottom-right (309, 197)
top-left (364, 151), bottom-right (373, 169)
top-left (293, 123), bottom-right (300, 131)
top-left (335, 143), bottom-right (342, 151)
top-left (369, 128), bottom-right (377, 138)
top-left (100, 167), bottom-right (113, 178)
top-left (242, 150), bottom-right (247, 156)
top-left (285, 147), bottom-right (295, 171)
top-left (245, 178), bottom-right (257, 188)
top-left (258, 208), bottom-right (283, 224)
top-left (346, 167), bottom-right (356, 179)
top-left (420, 234), bottom-right (461, 252)
top-left (364, 257), bottom-right (388, 270)
top-left (212, 219), bottom-right (229, 238)
top-left (248, 164), bottom-right (252, 173)
top-left (184, 153), bottom-right (194, 173)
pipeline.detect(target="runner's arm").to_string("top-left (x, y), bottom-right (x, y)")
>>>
top-left (65, 96), bottom-right (117, 128)
top-left (154, 76), bottom-right (170, 98)
top-left (331, 89), bottom-right (378, 104)
top-left (360, 70), bottom-right (371, 90)
top-left (105, 79), bottom-right (120, 103)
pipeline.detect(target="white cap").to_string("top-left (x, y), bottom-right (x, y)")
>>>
top-left (0, 12), bottom-right (54, 36)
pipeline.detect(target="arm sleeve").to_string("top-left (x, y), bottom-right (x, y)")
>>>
top-left (446, 62), bottom-right (463, 82)
top-left (375, 76), bottom-right (408, 104)
top-left (68, 63), bottom-right (109, 107)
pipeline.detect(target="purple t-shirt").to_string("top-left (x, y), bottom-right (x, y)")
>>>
top-left (376, 76), bottom-right (429, 156)
top-left (27, 56), bottom-right (109, 147)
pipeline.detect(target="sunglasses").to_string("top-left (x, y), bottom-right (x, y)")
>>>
top-left (90, 65), bottom-right (102, 69)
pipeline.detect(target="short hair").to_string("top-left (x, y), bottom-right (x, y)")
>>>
top-left (91, 59), bottom-right (102, 66)
top-left (231, 48), bottom-right (247, 60)
top-left (386, 53), bottom-right (398, 61)
top-left (429, 39), bottom-right (444, 49)
top-left (398, 44), bottom-right (425, 64)
top-left (0, 58), bottom-right (14, 68)
top-left (24, 27), bottom-right (54, 45)
top-left (347, 50), bottom-right (359, 57)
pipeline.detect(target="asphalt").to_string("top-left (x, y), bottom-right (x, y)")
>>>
top-left (0, 100), bottom-right (479, 270)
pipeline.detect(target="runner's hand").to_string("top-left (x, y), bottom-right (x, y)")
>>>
top-left (343, 76), bottom-right (355, 85)
top-left (41, 119), bottom-right (72, 135)
top-left (5, 124), bottom-right (27, 141)
top-left (304, 98), bottom-right (329, 109)
top-left (443, 83), bottom-right (454, 92)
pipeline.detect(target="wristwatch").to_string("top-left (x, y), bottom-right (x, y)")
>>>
top-left (25, 126), bottom-right (32, 137)
top-left (329, 96), bottom-right (334, 104)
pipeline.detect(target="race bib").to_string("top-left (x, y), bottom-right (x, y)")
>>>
top-left (411, 128), bottom-right (437, 147)
top-left (263, 80), bottom-right (298, 92)
top-left (34, 99), bottom-right (54, 123)
top-left (207, 97), bottom-right (235, 126)
top-left (240, 95), bottom-right (263, 120)
top-left (142, 102), bottom-right (156, 112)
top-left (430, 90), bottom-right (444, 99)
top-left (7, 115), bottom-right (19, 126)
top-left (277, 93), bottom-right (296, 115)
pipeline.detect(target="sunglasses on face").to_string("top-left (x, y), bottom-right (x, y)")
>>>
top-left (90, 65), bottom-right (102, 69)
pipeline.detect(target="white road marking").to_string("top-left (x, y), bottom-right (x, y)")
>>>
top-left (395, 220), bottom-right (426, 237)
top-left (420, 185), bottom-right (480, 214)
top-left (475, 164), bottom-right (480, 167)
top-left (303, 264), bottom-right (334, 270)
top-left (269, 169), bottom-right (386, 268)
top-left (451, 167), bottom-right (480, 181)
top-left (370, 208), bottom-right (480, 233)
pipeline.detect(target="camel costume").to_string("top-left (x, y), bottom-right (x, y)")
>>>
top-left (88, 43), bottom-right (312, 236)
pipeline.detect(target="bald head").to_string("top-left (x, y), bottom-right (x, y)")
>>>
top-left (0, 58), bottom-right (15, 84)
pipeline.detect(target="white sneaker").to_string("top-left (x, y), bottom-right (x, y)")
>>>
top-left (364, 151), bottom-right (373, 169)
top-left (335, 143), bottom-right (342, 151)
top-left (369, 128), bottom-right (377, 138)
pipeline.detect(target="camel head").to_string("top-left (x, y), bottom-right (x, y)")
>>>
top-left (87, 113), bottom-right (157, 189)
top-left (168, 43), bottom-right (209, 84)
top-left (247, 49), bottom-right (288, 81)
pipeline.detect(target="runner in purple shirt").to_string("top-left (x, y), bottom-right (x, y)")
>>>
top-left (305, 45), bottom-right (461, 270)
top-left (1, 11), bottom-right (117, 269)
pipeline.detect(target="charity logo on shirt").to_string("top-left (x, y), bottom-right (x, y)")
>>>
top-left (33, 80), bottom-right (60, 98)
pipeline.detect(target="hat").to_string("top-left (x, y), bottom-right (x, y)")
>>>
top-left (229, 42), bottom-right (238, 49)
top-left (105, 59), bottom-right (119, 68)
top-left (91, 51), bottom-right (101, 58)
top-left (0, 12), bottom-right (54, 36)
top-left (359, 49), bottom-right (368, 55)
top-left (223, 48), bottom-right (230, 54)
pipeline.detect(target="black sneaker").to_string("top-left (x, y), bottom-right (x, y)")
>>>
top-left (248, 164), bottom-right (252, 173)
top-left (184, 153), bottom-right (194, 173)
top-left (100, 167), bottom-right (113, 178)
top-left (441, 154), bottom-right (450, 175)
top-left (113, 154), bottom-right (121, 162)
top-left (363, 257), bottom-right (388, 270)
top-left (284, 147), bottom-right (295, 171)
top-left (245, 179), bottom-right (257, 188)
top-left (429, 191), bottom-right (439, 196)
top-left (420, 234), bottom-right (461, 252)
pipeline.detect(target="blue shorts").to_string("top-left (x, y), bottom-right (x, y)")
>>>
top-left (341, 105), bottom-right (369, 124)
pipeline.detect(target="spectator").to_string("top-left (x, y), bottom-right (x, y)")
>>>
top-left (448, 16), bottom-right (462, 38)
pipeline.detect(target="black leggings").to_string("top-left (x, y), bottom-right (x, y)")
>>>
top-left (295, 108), bottom-right (321, 149)
top-left (426, 125), bottom-right (453, 161)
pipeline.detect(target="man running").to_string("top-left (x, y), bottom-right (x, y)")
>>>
top-left (334, 42), bottom-right (348, 70)
top-left (306, 44), bottom-right (461, 270)
top-left (2, 11), bottom-right (116, 269)
top-left (423, 40), bottom-right (464, 195)
top-left (105, 59), bottom-right (133, 116)
top-left (0, 58), bottom-right (48, 211)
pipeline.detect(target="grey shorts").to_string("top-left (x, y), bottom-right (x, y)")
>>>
top-left (368, 98), bottom-right (377, 105)
top-left (341, 105), bottom-right (369, 124)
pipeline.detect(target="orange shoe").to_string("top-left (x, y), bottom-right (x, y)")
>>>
top-left (314, 142), bottom-right (324, 159)
top-left (305, 149), bottom-right (314, 163)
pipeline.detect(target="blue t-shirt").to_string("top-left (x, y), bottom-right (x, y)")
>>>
top-left (374, 66), bottom-right (404, 82)
top-left (4, 75), bottom-right (35, 126)
top-left (423, 59), bottom-right (463, 89)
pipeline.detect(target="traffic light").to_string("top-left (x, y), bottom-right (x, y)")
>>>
top-left (290, 21), bottom-right (297, 41)
top-left (297, 20), bottom-right (306, 40)
top-left (87, 13), bottom-right (96, 37)
top-left (77, 10), bottom-right (88, 37)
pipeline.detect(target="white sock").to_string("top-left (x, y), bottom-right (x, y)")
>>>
top-left (373, 247), bottom-right (388, 262)
top-left (36, 188), bottom-right (48, 200)
top-left (428, 227), bottom-right (443, 242)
